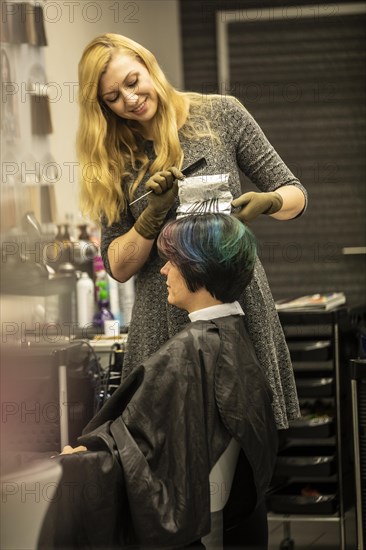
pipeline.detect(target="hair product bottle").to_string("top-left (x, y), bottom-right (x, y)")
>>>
top-left (76, 271), bottom-right (95, 329)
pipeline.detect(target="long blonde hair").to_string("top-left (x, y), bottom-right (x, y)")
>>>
top-left (77, 33), bottom-right (217, 225)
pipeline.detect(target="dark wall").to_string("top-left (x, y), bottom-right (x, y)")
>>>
top-left (179, 0), bottom-right (366, 305)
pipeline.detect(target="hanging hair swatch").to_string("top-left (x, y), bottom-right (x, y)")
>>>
top-left (1, 150), bottom-right (17, 232)
top-left (25, 3), bottom-right (38, 46)
top-left (1, 49), bottom-right (20, 140)
top-left (40, 154), bottom-right (59, 223)
top-left (28, 64), bottom-right (53, 135)
top-left (10, 3), bottom-right (28, 44)
top-left (1, 6), bottom-right (10, 43)
top-left (40, 184), bottom-right (57, 223)
top-left (34, 4), bottom-right (47, 46)
top-left (30, 93), bottom-right (53, 134)
top-left (1, 2), bottom-right (47, 45)
top-left (22, 154), bottom-right (41, 221)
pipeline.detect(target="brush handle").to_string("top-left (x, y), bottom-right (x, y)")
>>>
top-left (181, 156), bottom-right (207, 177)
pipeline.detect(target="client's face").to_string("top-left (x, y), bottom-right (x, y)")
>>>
top-left (160, 261), bottom-right (193, 311)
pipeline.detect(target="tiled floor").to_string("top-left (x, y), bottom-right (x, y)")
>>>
top-left (269, 519), bottom-right (340, 549)
top-left (268, 511), bottom-right (357, 549)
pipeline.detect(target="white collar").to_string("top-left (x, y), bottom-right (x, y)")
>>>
top-left (188, 301), bottom-right (244, 323)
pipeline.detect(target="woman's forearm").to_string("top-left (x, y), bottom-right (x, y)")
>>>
top-left (271, 185), bottom-right (306, 220)
top-left (107, 226), bottom-right (155, 282)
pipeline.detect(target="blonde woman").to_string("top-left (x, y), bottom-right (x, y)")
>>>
top-left (77, 33), bottom-right (306, 432)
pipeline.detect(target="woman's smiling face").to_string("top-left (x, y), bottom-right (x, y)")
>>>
top-left (99, 52), bottom-right (158, 133)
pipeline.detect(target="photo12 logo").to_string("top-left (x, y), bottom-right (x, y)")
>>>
top-left (2, 2), bottom-right (140, 25)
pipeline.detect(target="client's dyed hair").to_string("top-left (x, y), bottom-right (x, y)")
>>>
top-left (157, 214), bottom-right (257, 302)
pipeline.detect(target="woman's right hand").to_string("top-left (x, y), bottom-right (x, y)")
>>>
top-left (145, 167), bottom-right (184, 213)
top-left (134, 167), bottom-right (184, 239)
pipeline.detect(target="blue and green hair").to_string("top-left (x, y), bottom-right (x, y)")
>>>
top-left (157, 214), bottom-right (257, 302)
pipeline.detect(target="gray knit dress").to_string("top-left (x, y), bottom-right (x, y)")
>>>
top-left (101, 96), bottom-right (307, 429)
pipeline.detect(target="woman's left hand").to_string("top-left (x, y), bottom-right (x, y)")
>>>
top-left (232, 191), bottom-right (283, 223)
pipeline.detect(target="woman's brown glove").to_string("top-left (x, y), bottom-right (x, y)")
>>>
top-left (134, 167), bottom-right (184, 239)
top-left (232, 191), bottom-right (283, 223)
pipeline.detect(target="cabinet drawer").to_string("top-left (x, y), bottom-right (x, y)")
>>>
top-left (275, 445), bottom-right (336, 477)
top-left (287, 340), bottom-right (331, 361)
top-left (267, 482), bottom-right (338, 515)
top-left (287, 416), bottom-right (335, 438)
top-left (296, 377), bottom-right (334, 397)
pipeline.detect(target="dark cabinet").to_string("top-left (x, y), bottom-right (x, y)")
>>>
top-left (267, 305), bottom-right (366, 550)
top-left (349, 358), bottom-right (366, 549)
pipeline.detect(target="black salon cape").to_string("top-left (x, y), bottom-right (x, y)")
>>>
top-left (40, 315), bottom-right (278, 549)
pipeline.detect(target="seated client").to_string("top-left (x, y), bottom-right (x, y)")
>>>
top-left (48, 213), bottom-right (278, 549)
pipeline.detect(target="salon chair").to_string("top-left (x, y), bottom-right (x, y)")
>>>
top-left (1, 459), bottom-right (63, 549)
top-left (202, 439), bottom-right (240, 548)
top-left (205, 442), bottom-right (269, 550)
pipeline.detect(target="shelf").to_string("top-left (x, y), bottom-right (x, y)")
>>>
top-left (267, 481), bottom-right (339, 515)
top-left (287, 416), bottom-right (335, 439)
top-left (267, 513), bottom-right (341, 523)
top-left (296, 377), bottom-right (334, 398)
top-left (1, 272), bottom-right (75, 296)
top-left (287, 340), bottom-right (332, 362)
top-left (275, 445), bottom-right (336, 477)
top-left (278, 307), bottom-right (346, 324)
top-left (285, 436), bottom-right (336, 446)
top-left (293, 360), bottom-right (334, 371)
